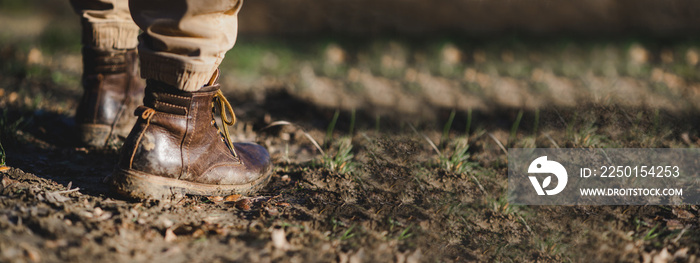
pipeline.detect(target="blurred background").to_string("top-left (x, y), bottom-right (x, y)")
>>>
top-left (239, 0), bottom-right (700, 36)
top-left (2, 0), bottom-right (700, 123)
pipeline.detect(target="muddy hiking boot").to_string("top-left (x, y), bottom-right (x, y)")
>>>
top-left (108, 72), bottom-right (272, 200)
top-left (75, 47), bottom-right (145, 147)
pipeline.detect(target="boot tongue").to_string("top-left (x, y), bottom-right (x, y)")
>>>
top-left (198, 84), bottom-right (220, 92)
top-left (198, 69), bottom-right (221, 92)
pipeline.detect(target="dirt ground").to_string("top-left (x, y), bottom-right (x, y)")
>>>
top-left (3, 2), bottom-right (700, 263)
top-left (3, 96), bottom-right (700, 263)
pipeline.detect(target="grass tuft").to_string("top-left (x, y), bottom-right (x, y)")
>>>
top-left (322, 137), bottom-right (356, 175)
top-left (440, 138), bottom-right (477, 174)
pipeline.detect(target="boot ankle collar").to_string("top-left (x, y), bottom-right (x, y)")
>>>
top-left (143, 80), bottom-right (220, 115)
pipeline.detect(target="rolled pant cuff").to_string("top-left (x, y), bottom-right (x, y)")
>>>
top-left (139, 52), bottom-right (220, 92)
top-left (83, 22), bottom-right (140, 50)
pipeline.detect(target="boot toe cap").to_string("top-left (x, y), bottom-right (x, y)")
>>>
top-left (235, 142), bottom-right (272, 176)
top-left (199, 142), bottom-right (272, 185)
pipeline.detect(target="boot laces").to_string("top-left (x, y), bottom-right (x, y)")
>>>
top-left (213, 90), bottom-right (238, 157)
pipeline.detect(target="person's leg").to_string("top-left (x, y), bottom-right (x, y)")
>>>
top-left (109, 0), bottom-right (271, 200)
top-left (69, 0), bottom-right (139, 50)
top-left (130, 0), bottom-right (241, 91)
top-left (70, 0), bottom-right (145, 147)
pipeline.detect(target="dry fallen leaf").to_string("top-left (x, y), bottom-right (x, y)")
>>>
top-left (23, 245), bottom-right (41, 262)
top-left (44, 191), bottom-right (70, 203)
top-left (665, 219), bottom-right (683, 230)
top-left (672, 208), bottom-right (695, 219)
top-left (208, 196), bottom-right (224, 202)
top-left (1, 175), bottom-right (16, 188)
top-left (192, 229), bottom-right (205, 238)
top-left (681, 133), bottom-right (692, 144)
top-left (224, 194), bottom-right (241, 202)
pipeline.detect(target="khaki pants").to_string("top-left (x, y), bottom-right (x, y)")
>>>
top-left (70, 0), bottom-right (242, 91)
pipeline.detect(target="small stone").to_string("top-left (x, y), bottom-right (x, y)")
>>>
top-left (164, 228), bottom-right (177, 242)
top-left (674, 248), bottom-right (689, 259)
top-left (93, 207), bottom-right (103, 217)
top-left (235, 198), bottom-right (251, 211)
top-left (159, 218), bottom-right (174, 228)
top-left (271, 228), bottom-right (291, 251)
top-left (652, 248), bottom-right (671, 263)
top-left (280, 133), bottom-right (290, 141)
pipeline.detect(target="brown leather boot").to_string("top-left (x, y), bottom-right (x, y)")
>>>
top-left (109, 77), bottom-right (272, 200)
top-left (75, 47), bottom-right (145, 147)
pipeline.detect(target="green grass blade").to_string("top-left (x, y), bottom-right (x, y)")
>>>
top-left (326, 110), bottom-right (340, 147)
top-left (510, 110), bottom-right (524, 146)
top-left (442, 109), bottom-right (456, 146)
top-left (375, 114), bottom-right (381, 133)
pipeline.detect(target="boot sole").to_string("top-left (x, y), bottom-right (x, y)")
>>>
top-left (109, 168), bottom-right (271, 200)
